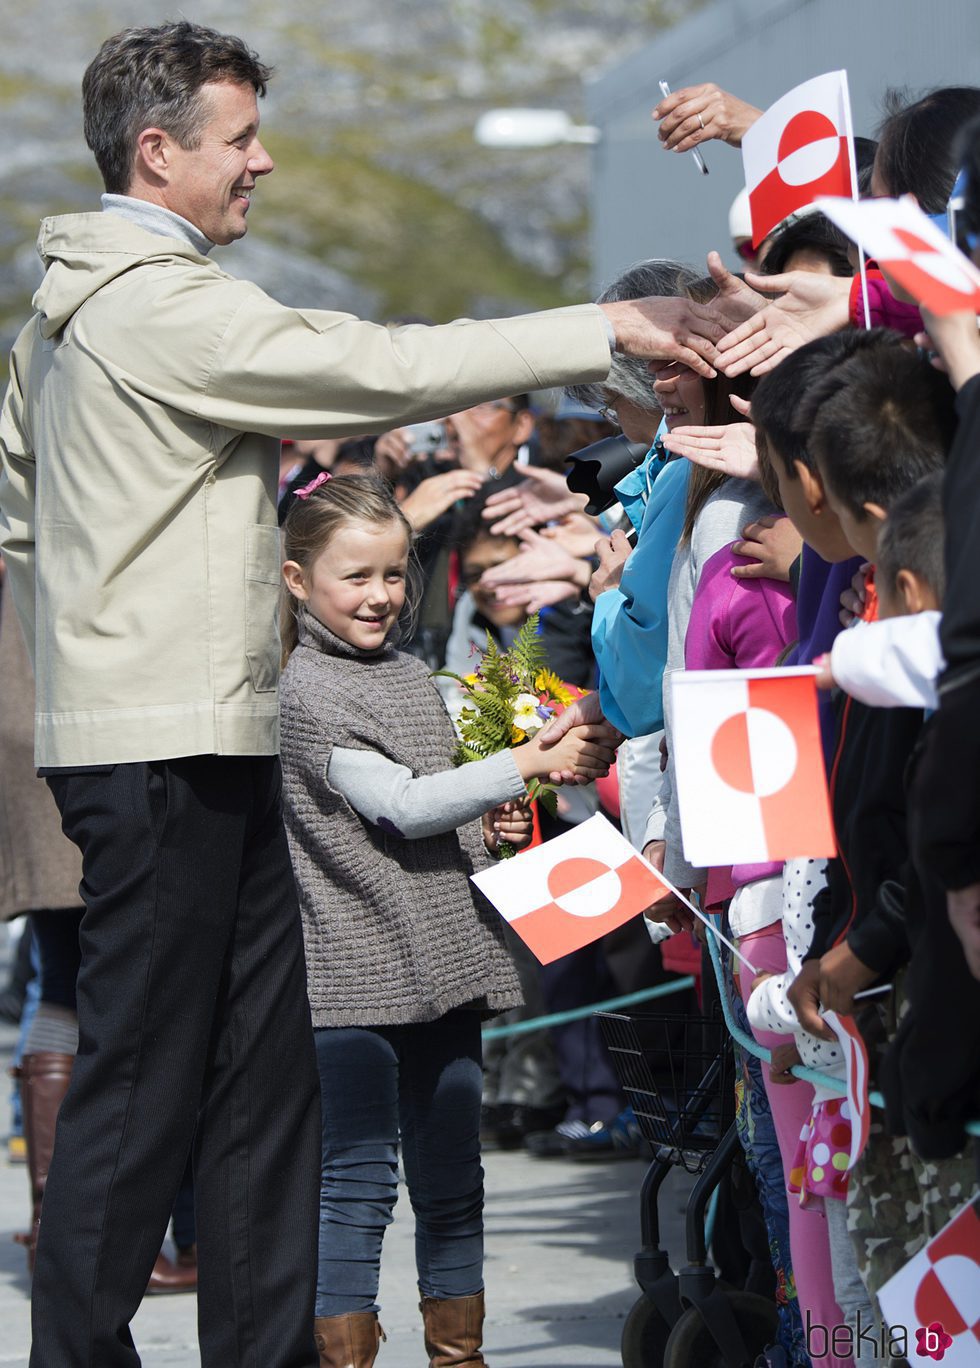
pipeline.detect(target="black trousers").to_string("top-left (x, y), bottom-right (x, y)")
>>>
top-left (33, 756), bottom-right (320, 1367)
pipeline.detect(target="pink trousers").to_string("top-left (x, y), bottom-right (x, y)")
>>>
top-left (738, 921), bottom-right (852, 1368)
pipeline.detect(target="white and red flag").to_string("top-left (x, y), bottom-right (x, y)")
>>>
top-left (471, 813), bottom-right (666, 964)
top-left (878, 1199), bottom-right (980, 1365)
top-left (742, 71), bottom-right (857, 248)
top-left (670, 667), bottom-right (836, 867)
top-left (818, 194), bottom-right (980, 315)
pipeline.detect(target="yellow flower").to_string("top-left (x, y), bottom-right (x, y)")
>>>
top-left (534, 669), bottom-right (576, 707)
top-left (511, 726), bottom-right (527, 744)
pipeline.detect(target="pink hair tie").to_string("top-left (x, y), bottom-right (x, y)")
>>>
top-left (294, 470), bottom-right (332, 500)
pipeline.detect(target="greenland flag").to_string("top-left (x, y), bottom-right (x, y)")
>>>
top-left (878, 1200), bottom-right (980, 1365)
top-left (670, 667), bottom-right (836, 866)
top-left (742, 71), bottom-right (856, 247)
top-left (818, 194), bottom-right (980, 315)
top-left (471, 813), bottom-right (666, 964)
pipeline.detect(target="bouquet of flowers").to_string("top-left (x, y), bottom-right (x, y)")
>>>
top-left (433, 614), bottom-right (582, 854)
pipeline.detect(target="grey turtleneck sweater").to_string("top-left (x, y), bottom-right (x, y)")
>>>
top-left (101, 194), bottom-right (213, 255)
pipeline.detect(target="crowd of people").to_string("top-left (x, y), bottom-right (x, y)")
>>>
top-left (1, 17), bottom-right (979, 1368)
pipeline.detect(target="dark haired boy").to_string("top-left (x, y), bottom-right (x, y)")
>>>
top-left (788, 339), bottom-right (976, 1315)
top-left (820, 474), bottom-right (980, 1165)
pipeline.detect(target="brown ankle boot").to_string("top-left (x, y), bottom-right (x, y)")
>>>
top-left (419, 1291), bottom-right (487, 1366)
top-left (313, 1311), bottom-right (385, 1367)
top-left (14, 1052), bottom-right (74, 1271)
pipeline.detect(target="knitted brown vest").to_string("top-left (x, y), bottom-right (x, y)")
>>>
top-left (280, 609), bottom-right (522, 1027)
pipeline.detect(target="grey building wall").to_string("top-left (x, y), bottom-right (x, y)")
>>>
top-left (587, 0), bottom-right (980, 289)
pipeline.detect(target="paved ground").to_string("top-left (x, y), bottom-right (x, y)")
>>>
top-left (0, 935), bottom-right (693, 1367)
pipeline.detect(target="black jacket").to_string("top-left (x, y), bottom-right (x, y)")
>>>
top-left (806, 689), bottom-right (921, 979)
top-left (917, 374), bottom-right (980, 889)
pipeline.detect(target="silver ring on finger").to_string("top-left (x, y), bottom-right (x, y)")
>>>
top-left (697, 112), bottom-right (705, 129)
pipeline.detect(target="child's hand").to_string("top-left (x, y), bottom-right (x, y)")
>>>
top-left (730, 515), bottom-right (802, 582)
top-left (818, 942), bottom-right (876, 1015)
top-left (786, 961), bottom-right (836, 1042)
top-left (814, 653), bottom-right (835, 691)
top-left (750, 970), bottom-right (773, 993)
top-left (483, 801), bottom-right (533, 856)
top-left (839, 563), bottom-right (871, 628)
top-left (948, 883), bottom-right (980, 980)
top-left (523, 707), bottom-right (622, 786)
top-left (640, 841), bottom-right (696, 934)
top-left (769, 1042), bottom-right (802, 1086)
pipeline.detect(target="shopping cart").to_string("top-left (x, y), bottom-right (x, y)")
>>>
top-left (598, 1006), bottom-right (778, 1368)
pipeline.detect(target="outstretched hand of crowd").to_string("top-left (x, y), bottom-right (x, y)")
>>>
top-left (481, 466), bottom-right (588, 536)
top-left (716, 270), bottom-right (852, 376)
top-left (478, 527), bottom-right (589, 593)
top-left (661, 413), bottom-right (759, 480)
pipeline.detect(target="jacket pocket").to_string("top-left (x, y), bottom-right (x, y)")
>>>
top-left (244, 524), bottom-right (282, 693)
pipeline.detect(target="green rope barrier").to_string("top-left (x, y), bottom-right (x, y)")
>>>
top-left (481, 975), bottom-right (695, 1042)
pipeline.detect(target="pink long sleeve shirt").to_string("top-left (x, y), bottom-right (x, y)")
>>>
top-left (684, 539), bottom-right (797, 897)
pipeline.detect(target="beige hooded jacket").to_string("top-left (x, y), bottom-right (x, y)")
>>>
top-left (0, 213), bottom-right (610, 766)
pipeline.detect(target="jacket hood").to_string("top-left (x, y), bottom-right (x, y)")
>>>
top-left (34, 213), bottom-right (213, 339)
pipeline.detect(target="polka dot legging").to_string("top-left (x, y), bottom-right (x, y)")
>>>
top-left (736, 918), bottom-right (853, 1368)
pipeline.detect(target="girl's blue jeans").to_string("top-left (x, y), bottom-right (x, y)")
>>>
top-left (313, 1008), bottom-right (485, 1317)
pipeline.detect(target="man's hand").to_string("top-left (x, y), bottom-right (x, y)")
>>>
top-left (518, 721), bottom-right (621, 785)
top-left (731, 515), bottom-right (802, 582)
top-left (479, 527), bottom-right (590, 592)
top-left (536, 693), bottom-right (623, 783)
top-left (653, 84), bottom-right (762, 152)
top-left (483, 800), bottom-right (533, 855)
top-left (947, 883), bottom-right (980, 980)
top-left (716, 271), bottom-right (852, 377)
top-left (481, 467), bottom-right (587, 536)
top-left (769, 1042), bottom-right (803, 1086)
top-left (589, 529), bottom-right (632, 601)
top-left (818, 942), bottom-right (877, 1016)
top-left (399, 469), bottom-right (484, 531)
top-left (599, 297), bottom-right (723, 376)
top-left (662, 419), bottom-right (759, 481)
top-left (641, 840), bottom-right (696, 935)
top-left (916, 307), bottom-right (980, 392)
top-left (786, 960), bottom-right (836, 1041)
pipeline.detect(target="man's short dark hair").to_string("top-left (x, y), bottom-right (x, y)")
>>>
top-left (82, 22), bottom-right (272, 193)
top-left (876, 472), bottom-right (945, 604)
top-left (808, 335), bottom-right (954, 519)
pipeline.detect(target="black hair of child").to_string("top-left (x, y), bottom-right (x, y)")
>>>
top-left (876, 471), bottom-right (946, 606)
top-left (807, 335), bottom-right (955, 519)
top-left (750, 329), bottom-right (883, 481)
top-left (876, 85), bottom-right (980, 213)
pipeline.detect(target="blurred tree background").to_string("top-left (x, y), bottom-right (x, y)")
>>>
top-left (0, 0), bottom-right (702, 374)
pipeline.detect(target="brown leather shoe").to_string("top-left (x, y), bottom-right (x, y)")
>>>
top-left (14, 1052), bottom-right (74, 1272)
top-left (313, 1312), bottom-right (385, 1368)
top-left (145, 1250), bottom-right (198, 1295)
top-left (420, 1291), bottom-right (487, 1366)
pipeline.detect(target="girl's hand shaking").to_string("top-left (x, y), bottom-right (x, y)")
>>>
top-left (514, 721), bottom-right (620, 786)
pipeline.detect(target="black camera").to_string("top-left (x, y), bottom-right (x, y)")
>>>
top-left (564, 434), bottom-right (649, 515)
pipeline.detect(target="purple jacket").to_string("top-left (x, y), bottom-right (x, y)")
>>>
top-left (685, 541), bottom-right (797, 894)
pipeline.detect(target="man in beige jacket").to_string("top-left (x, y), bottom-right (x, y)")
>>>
top-left (0, 20), bottom-right (723, 1368)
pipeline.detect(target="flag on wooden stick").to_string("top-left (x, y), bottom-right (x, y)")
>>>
top-left (742, 71), bottom-right (857, 248)
top-left (670, 667), bottom-right (836, 867)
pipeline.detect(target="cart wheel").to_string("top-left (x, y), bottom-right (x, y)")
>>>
top-left (621, 1293), bottom-right (673, 1368)
top-left (661, 1291), bottom-right (777, 1368)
